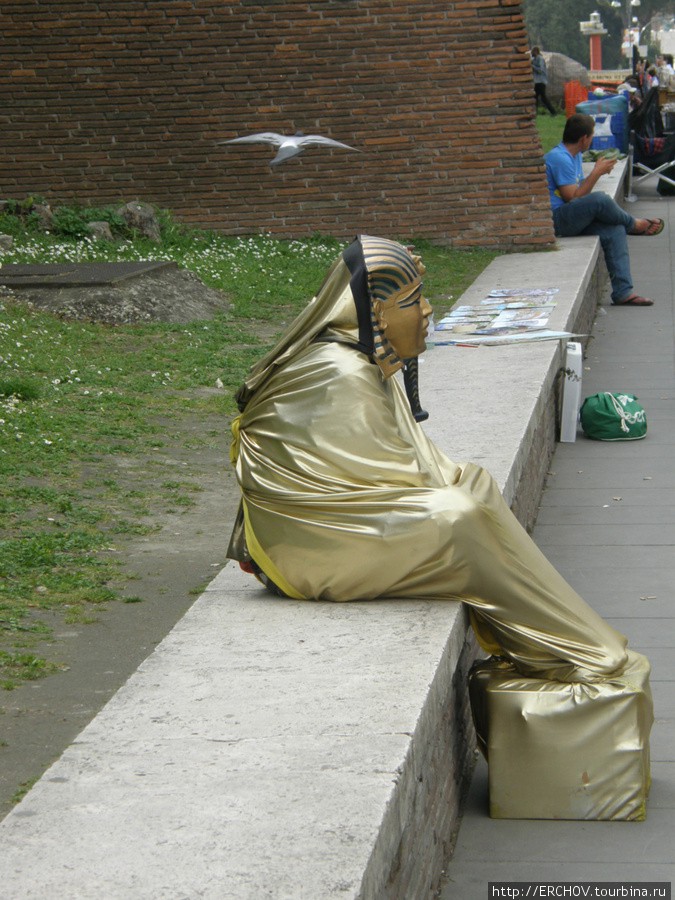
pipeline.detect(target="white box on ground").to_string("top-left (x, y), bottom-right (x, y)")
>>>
top-left (560, 341), bottom-right (583, 442)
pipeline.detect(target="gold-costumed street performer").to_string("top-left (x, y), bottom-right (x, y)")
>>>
top-left (227, 235), bottom-right (652, 820)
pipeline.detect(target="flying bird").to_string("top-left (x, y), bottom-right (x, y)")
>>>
top-left (217, 130), bottom-right (360, 167)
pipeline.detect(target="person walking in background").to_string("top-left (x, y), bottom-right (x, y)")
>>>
top-left (531, 47), bottom-right (556, 116)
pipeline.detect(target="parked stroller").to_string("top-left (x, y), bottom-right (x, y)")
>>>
top-left (628, 87), bottom-right (675, 196)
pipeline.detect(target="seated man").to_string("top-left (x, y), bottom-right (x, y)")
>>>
top-left (228, 235), bottom-right (648, 688)
top-left (544, 112), bottom-right (663, 307)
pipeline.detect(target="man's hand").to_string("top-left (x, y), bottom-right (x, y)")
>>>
top-left (592, 156), bottom-right (617, 177)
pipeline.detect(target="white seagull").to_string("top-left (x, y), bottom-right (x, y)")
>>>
top-left (217, 130), bottom-right (360, 167)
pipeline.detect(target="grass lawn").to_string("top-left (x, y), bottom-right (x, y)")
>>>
top-left (536, 110), bottom-right (566, 154)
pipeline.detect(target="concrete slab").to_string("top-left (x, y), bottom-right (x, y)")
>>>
top-left (444, 864), bottom-right (673, 900)
top-left (538, 569), bottom-right (672, 618)
top-left (534, 523), bottom-right (675, 545)
top-left (544, 441), bottom-right (675, 464)
top-left (535, 506), bottom-right (675, 526)
top-left (576, 596), bottom-right (671, 621)
top-left (602, 618), bottom-right (673, 647)
top-left (551, 457), bottom-right (673, 486)
top-left (0, 260), bottom-right (230, 324)
top-left (452, 814), bottom-right (673, 864)
top-left (650, 681), bottom-right (675, 714)
top-left (621, 648), bottom-right (671, 678)
top-left (536, 486), bottom-right (675, 507)
top-left (539, 545), bottom-right (675, 569)
top-left (647, 763), bottom-right (675, 807)
top-left (0, 260), bottom-right (174, 287)
top-left (646, 721), bottom-right (674, 764)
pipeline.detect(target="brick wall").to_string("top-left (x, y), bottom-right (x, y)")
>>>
top-left (0, 0), bottom-right (555, 249)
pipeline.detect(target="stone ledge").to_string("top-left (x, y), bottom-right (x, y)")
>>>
top-left (0, 163), bottom-right (626, 900)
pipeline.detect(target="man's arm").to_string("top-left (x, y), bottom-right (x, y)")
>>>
top-left (557, 156), bottom-right (617, 202)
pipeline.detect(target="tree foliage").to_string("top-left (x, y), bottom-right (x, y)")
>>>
top-left (521, 0), bottom-right (675, 69)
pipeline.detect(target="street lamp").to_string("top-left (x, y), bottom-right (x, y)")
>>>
top-left (607, 0), bottom-right (653, 64)
top-left (622, 0), bottom-right (642, 63)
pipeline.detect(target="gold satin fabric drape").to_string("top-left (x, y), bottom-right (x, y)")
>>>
top-left (229, 243), bottom-right (653, 819)
top-left (233, 328), bottom-right (629, 684)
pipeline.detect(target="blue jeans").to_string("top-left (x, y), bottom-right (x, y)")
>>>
top-left (552, 193), bottom-right (636, 303)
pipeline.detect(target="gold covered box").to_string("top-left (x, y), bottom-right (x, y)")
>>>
top-left (468, 651), bottom-right (653, 820)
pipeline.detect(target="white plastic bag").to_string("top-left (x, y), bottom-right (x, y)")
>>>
top-left (593, 114), bottom-right (613, 136)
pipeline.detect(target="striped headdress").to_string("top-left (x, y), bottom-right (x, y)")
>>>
top-left (360, 235), bottom-right (424, 378)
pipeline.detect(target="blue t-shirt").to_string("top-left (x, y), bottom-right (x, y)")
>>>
top-left (544, 142), bottom-right (583, 211)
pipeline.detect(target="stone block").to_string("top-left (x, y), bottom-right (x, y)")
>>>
top-left (468, 651), bottom-right (653, 820)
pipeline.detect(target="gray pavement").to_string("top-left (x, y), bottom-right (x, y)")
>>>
top-left (440, 183), bottom-right (675, 898)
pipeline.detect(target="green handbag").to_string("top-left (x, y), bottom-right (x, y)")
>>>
top-left (580, 392), bottom-right (647, 441)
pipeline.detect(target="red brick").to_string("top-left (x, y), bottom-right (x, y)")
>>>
top-left (0, 0), bottom-right (553, 249)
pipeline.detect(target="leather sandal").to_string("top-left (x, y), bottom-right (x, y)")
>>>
top-left (612, 294), bottom-right (654, 306)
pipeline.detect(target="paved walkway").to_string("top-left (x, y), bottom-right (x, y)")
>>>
top-left (440, 183), bottom-right (675, 897)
